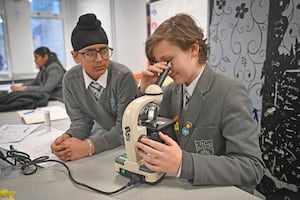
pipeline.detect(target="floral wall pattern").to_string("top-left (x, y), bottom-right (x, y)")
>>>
top-left (209, 0), bottom-right (300, 199)
top-left (208, 0), bottom-right (269, 124)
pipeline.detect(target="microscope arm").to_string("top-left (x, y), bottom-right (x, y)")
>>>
top-left (122, 85), bottom-right (163, 164)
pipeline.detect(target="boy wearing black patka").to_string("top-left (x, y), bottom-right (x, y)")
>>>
top-left (51, 13), bottom-right (137, 161)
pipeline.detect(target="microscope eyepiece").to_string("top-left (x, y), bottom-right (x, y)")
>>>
top-left (155, 61), bottom-right (172, 87)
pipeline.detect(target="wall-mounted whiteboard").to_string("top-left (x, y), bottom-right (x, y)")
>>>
top-left (148, 0), bottom-right (208, 37)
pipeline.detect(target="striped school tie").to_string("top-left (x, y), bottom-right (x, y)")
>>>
top-left (89, 82), bottom-right (103, 100)
top-left (184, 89), bottom-right (191, 109)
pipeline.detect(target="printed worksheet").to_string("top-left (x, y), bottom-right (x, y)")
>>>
top-left (0, 124), bottom-right (40, 143)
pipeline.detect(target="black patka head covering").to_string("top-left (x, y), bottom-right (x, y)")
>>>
top-left (71, 13), bottom-right (108, 51)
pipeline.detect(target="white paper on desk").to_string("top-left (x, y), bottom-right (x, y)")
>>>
top-left (0, 83), bottom-right (23, 93)
top-left (0, 128), bottom-right (63, 168)
top-left (0, 124), bottom-right (40, 143)
top-left (17, 105), bottom-right (69, 124)
top-left (0, 84), bottom-right (11, 93)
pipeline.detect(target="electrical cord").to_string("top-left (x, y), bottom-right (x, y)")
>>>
top-left (0, 146), bottom-right (145, 195)
top-left (42, 159), bottom-right (144, 195)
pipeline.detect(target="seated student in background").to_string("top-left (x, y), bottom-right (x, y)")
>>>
top-left (51, 13), bottom-right (137, 161)
top-left (10, 46), bottom-right (66, 102)
top-left (136, 13), bottom-right (265, 193)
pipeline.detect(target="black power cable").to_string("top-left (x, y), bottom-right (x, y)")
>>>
top-left (0, 147), bottom-right (145, 195)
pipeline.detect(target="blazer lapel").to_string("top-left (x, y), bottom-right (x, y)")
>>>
top-left (179, 65), bottom-right (214, 148)
top-left (172, 84), bottom-right (183, 141)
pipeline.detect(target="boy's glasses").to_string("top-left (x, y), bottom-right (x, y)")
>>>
top-left (78, 47), bottom-right (113, 61)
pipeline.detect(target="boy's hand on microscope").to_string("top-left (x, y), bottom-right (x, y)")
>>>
top-left (136, 132), bottom-right (182, 175)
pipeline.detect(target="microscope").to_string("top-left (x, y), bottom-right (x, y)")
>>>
top-left (115, 62), bottom-right (174, 183)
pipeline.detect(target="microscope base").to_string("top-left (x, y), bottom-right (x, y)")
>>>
top-left (115, 154), bottom-right (165, 184)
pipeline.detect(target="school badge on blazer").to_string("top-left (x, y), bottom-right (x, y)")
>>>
top-left (182, 121), bottom-right (192, 137)
top-left (173, 115), bottom-right (179, 131)
top-left (110, 98), bottom-right (117, 111)
top-left (195, 139), bottom-right (214, 155)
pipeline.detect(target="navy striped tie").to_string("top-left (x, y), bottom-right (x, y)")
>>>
top-left (89, 82), bottom-right (102, 100)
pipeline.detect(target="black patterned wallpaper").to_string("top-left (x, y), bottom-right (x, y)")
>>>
top-left (209, 0), bottom-right (300, 199)
top-left (258, 0), bottom-right (300, 199)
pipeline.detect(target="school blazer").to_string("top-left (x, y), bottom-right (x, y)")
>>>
top-left (159, 65), bottom-right (264, 192)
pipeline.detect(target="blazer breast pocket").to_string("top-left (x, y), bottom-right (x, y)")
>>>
top-left (187, 126), bottom-right (225, 155)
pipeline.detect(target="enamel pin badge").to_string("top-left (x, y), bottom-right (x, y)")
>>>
top-left (182, 121), bottom-right (192, 137)
top-left (173, 115), bottom-right (179, 131)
